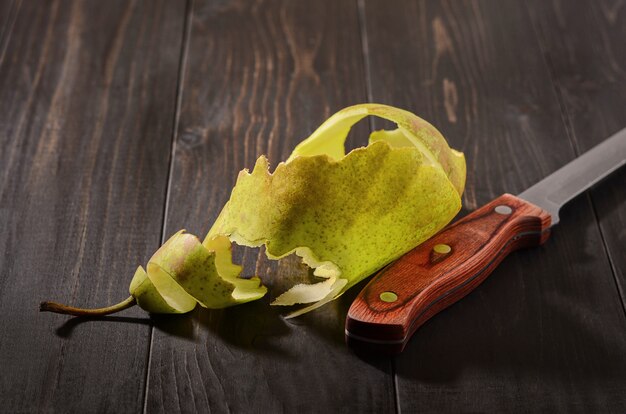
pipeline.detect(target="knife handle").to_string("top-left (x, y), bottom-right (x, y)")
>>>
top-left (345, 193), bottom-right (551, 354)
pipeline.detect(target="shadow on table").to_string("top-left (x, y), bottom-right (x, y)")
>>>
top-left (54, 315), bottom-right (151, 338)
top-left (394, 248), bottom-right (626, 386)
top-left (397, 308), bottom-right (626, 386)
top-left (51, 171), bottom-right (626, 387)
top-left (137, 266), bottom-right (391, 370)
top-left (181, 275), bottom-right (393, 374)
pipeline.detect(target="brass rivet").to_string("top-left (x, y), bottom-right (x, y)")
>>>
top-left (495, 205), bottom-right (512, 215)
top-left (433, 243), bottom-right (452, 254)
top-left (379, 291), bottom-right (398, 303)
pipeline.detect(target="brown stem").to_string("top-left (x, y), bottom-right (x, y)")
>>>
top-left (40, 296), bottom-right (136, 316)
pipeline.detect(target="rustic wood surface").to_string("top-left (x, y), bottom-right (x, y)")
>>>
top-left (362, 0), bottom-right (626, 412)
top-left (0, 0), bottom-right (624, 413)
top-left (530, 0), bottom-right (626, 323)
top-left (144, 1), bottom-right (393, 413)
top-left (0, 1), bottom-right (186, 412)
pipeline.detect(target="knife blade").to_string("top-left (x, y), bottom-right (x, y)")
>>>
top-left (346, 128), bottom-right (626, 354)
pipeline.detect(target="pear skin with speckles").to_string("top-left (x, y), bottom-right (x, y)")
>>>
top-left (128, 104), bottom-right (464, 317)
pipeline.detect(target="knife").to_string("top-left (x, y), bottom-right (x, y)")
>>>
top-left (345, 128), bottom-right (626, 354)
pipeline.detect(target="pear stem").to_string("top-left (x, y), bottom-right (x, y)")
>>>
top-left (40, 296), bottom-right (136, 316)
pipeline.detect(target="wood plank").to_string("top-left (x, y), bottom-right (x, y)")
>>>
top-left (0, 1), bottom-right (186, 412)
top-left (361, 0), bottom-right (626, 411)
top-left (144, 0), bottom-right (395, 412)
top-left (528, 0), bottom-right (626, 321)
top-left (0, 0), bottom-right (19, 63)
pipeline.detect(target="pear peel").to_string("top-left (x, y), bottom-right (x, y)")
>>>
top-left (40, 103), bottom-right (465, 318)
top-left (208, 140), bottom-right (462, 317)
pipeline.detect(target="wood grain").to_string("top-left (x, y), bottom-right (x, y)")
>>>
top-left (1, 0), bottom-right (624, 412)
top-left (528, 0), bottom-right (626, 325)
top-left (347, 194), bottom-right (551, 354)
top-left (0, 0), bottom-right (19, 63)
top-left (144, 1), bottom-right (394, 413)
top-left (0, 1), bottom-right (186, 412)
top-left (361, 0), bottom-right (626, 411)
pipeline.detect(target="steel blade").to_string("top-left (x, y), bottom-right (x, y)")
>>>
top-left (518, 127), bottom-right (626, 225)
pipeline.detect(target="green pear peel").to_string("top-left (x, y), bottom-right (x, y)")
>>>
top-left (40, 104), bottom-right (465, 318)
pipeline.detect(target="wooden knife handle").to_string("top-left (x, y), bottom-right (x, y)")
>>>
top-left (345, 194), bottom-right (551, 354)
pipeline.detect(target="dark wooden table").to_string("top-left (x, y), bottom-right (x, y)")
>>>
top-left (1, 0), bottom-right (625, 412)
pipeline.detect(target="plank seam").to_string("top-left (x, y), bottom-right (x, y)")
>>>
top-left (525, 2), bottom-right (626, 324)
top-left (357, 0), bottom-right (377, 137)
top-left (141, 0), bottom-right (194, 413)
top-left (357, 1), bottom-right (399, 413)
